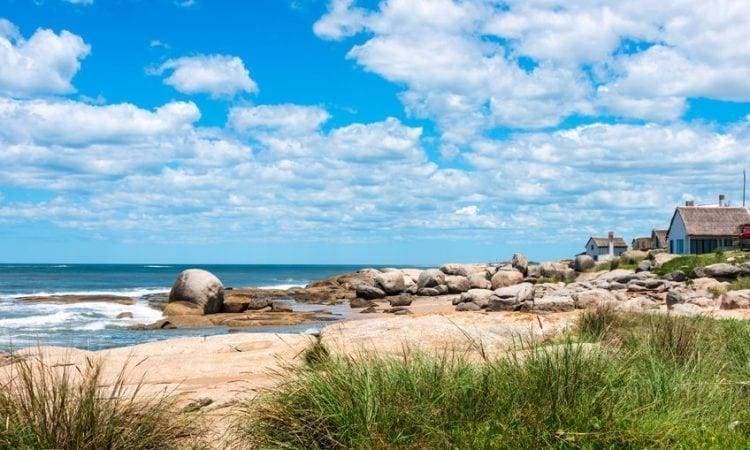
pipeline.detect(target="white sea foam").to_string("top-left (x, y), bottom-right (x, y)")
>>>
top-left (0, 300), bottom-right (163, 331)
top-left (3, 287), bottom-right (169, 299)
top-left (0, 311), bottom-right (74, 328)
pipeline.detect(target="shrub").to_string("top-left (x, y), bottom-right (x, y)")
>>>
top-left (0, 355), bottom-right (198, 450)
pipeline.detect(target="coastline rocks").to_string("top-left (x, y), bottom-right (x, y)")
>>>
top-left (720, 290), bottom-right (750, 309)
top-left (375, 271), bottom-right (406, 295)
top-left (574, 255), bottom-right (595, 272)
top-left (488, 283), bottom-right (534, 311)
top-left (164, 301), bottom-right (204, 316)
top-left (440, 263), bottom-right (482, 277)
top-left (664, 270), bottom-right (687, 282)
top-left (389, 295), bottom-right (413, 307)
top-left (636, 260), bottom-right (652, 273)
top-left (355, 284), bottom-right (386, 300)
top-left (458, 289), bottom-right (495, 308)
top-left (694, 263), bottom-right (743, 279)
top-left (418, 269), bottom-right (446, 289)
top-left (350, 297), bottom-right (375, 308)
top-left (467, 272), bottom-right (491, 289)
top-left (572, 289), bottom-right (617, 309)
top-left (168, 269), bottom-right (224, 315)
top-left (116, 312), bottom-right (134, 319)
top-left (533, 295), bottom-right (575, 312)
top-left (511, 253), bottom-right (529, 276)
top-left (456, 302), bottom-right (482, 312)
top-left (445, 275), bottom-right (471, 293)
top-left (491, 269), bottom-right (524, 289)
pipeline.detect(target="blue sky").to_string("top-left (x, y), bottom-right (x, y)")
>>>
top-left (1, 0), bottom-right (750, 264)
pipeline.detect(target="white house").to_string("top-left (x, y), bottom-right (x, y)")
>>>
top-left (584, 232), bottom-right (628, 261)
top-left (666, 201), bottom-right (750, 254)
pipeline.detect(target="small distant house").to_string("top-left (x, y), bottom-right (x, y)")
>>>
top-left (585, 232), bottom-right (628, 261)
top-left (651, 229), bottom-right (668, 249)
top-left (632, 237), bottom-right (652, 251)
top-left (667, 199), bottom-right (750, 254)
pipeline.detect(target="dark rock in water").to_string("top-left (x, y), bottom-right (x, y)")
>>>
top-left (350, 297), bottom-right (374, 308)
top-left (355, 284), bottom-right (386, 300)
top-left (360, 306), bottom-right (378, 314)
top-left (169, 269), bottom-right (224, 314)
top-left (17, 294), bottom-right (135, 305)
top-left (386, 307), bottom-right (411, 315)
top-left (130, 319), bottom-right (176, 330)
top-left (116, 312), bottom-right (134, 319)
top-left (389, 295), bottom-right (413, 307)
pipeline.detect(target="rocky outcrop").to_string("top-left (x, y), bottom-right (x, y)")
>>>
top-left (488, 283), bottom-right (534, 311)
top-left (491, 269), bottom-right (524, 289)
top-left (418, 269), bottom-right (446, 289)
top-left (355, 284), bottom-right (386, 300)
top-left (511, 253), bottom-right (529, 276)
top-left (168, 269), bottom-right (224, 314)
top-left (720, 290), bottom-right (750, 309)
top-left (467, 272), bottom-right (491, 289)
top-left (445, 275), bottom-right (471, 293)
top-left (694, 263), bottom-right (747, 279)
top-left (375, 271), bottom-right (406, 295)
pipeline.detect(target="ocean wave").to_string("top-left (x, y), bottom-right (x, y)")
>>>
top-left (0, 311), bottom-right (74, 328)
top-left (0, 300), bottom-right (163, 331)
top-left (144, 265), bottom-right (171, 268)
top-left (3, 287), bottom-right (169, 299)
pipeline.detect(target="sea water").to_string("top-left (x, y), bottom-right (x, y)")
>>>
top-left (0, 264), bottom-right (368, 351)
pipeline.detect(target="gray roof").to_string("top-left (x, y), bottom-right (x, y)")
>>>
top-left (673, 207), bottom-right (750, 237)
top-left (588, 236), bottom-right (628, 248)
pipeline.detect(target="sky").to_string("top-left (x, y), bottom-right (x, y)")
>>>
top-left (1, 0), bottom-right (750, 264)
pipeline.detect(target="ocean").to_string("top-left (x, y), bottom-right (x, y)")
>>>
top-left (0, 264), bottom-right (370, 352)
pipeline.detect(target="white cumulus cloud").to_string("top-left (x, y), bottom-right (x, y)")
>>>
top-left (153, 54), bottom-right (258, 98)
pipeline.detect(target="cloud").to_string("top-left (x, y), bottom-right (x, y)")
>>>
top-left (229, 104), bottom-right (330, 135)
top-left (63, 0), bottom-right (94, 4)
top-left (0, 18), bottom-right (90, 97)
top-left (152, 54), bottom-right (258, 98)
top-left (313, 0), bottom-right (750, 141)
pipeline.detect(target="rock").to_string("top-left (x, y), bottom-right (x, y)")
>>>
top-left (456, 302), bottom-right (482, 312)
top-left (695, 263), bottom-right (742, 279)
top-left (467, 272), bottom-right (491, 289)
top-left (182, 398), bottom-right (213, 413)
top-left (374, 271), bottom-right (406, 295)
top-left (628, 278), bottom-right (665, 291)
top-left (636, 260), bottom-right (652, 273)
top-left (406, 284), bottom-right (418, 295)
top-left (596, 269), bottom-right (638, 284)
top-left (435, 284), bottom-right (449, 295)
top-left (360, 306), bottom-right (378, 314)
top-left (572, 289), bottom-right (618, 309)
top-left (221, 294), bottom-right (256, 313)
top-left (439, 263), bottom-right (483, 277)
top-left (168, 269), bottom-right (224, 314)
top-left (389, 295), bottom-right (413, 307)
top-left (621, 250), bottom-right (648, 263)
top-left (692, 277), bottom-right (726, 292)
top-left (653, 253), bottom-right (679, 268)
top-left (488, 283), bottom-right (534, 311)
top-left (490, 269), bottom-right (524, 289)
top-left (417, 287), bottom-right (441, 296)
top-left (350, 297), bottom-right (375, 308)
top-left (527, 264), bottom-right (541, 278)
top-left (355, 284), bottom-right (386, 300)
top-left (401, 269), bottom-right (423, 283)
top-left (664, 270), bottom-right (687, 282)
top-left (720, 290), bottom-right (750, 309)
top-left (271, 301), bottom-right (293, 312)
top-left (533, 295), bottom-right (575, 312)
top-left (459, 289), bottom-right (495, 308)
top-left (511, 253), bottom-right (529, 276)
top-left (163, 301), bottom-right (203, 316)
top-left (116, 312), bottom-right (134, 319)
top-left (445, 275), bottom-right (471, 293)
top-left (670, 303), bottom-right (705, 316)
top-left (574, 255), bottom-right (595, 272)
top-left (417, 269), bottom-right (446, 289)
top-left (246, 298), bottom-right (272, 311)
top-left (686, 296), bottom-right (716, 308)
top-left (666, 289), bottom-right (685, 307)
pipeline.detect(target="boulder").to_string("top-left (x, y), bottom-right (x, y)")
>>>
top-left (456, 302), bottom-right (482, 312)
top-left (695, 263), bottom-right (742, 279)
top-left (511, 253), bottom-right (529, 276)
top-left (467, 272), bottom-right (491, 289)
top-left (574, 255), bottom-right (595, 272)
top-left (596, 269), bottom-right (638, 284)
top-left (445, 275), bottom-right (471, 293)
top-left (116, 312), bottom-right (134, 319)
top-left (417, 287), bottom-right (441, 296)
top-left (653, 253), bottom-right (679, 268)
top-left (621, 250), bottom-right (648, 264)
top-left (375, 271), bottom-right (406, 295)
top-left (488, 283), bottom-right (534, 311)
top-left (350, 297), bottom-right (375, 308)
top-left (491, 269), bottom-right (524, 289)
top-left (271, 301), bottom-right (293, 312)
top-left (168, 269), bottom-right (224, 314)
top-left (418, 269), bottom-right (446, 289)
top-left (670, 303), bottom-right (705, 316)
top-left (389, 295), bottom-right (413, 307)
top-left (532, 295), bottom-right (575, 312)
top-left (572, 289), bottom-right (618, 309)
top-left (636, 260), bottom-right (652, 273)
top-left (720, 290), bottom-right (750, 309)
top-left (666, 289), bottom-right (685, 307)
top-left (664, 270), bottom-right (687, 282)
top-left (459, 289), bottom-right (495, 308)
top-left (526, 264), bottom-right (541, 278)
top-left (401, 269), bottom-right (423, 283)
top-left (692, 277), bottom-right (726, 292)
top-left (355, 284), bottom-right (386, 300)
top-left (440, 263), bottom-right (484, 277)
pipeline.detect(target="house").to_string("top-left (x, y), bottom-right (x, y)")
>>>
top-left (651, 229), bottom-right (668, 249)
top-left (585, 232), bottom-right (628, 261)
top-left (632, 237), bottom-right (652, 251)
top-left (666, 199), bottom-right (750, 254)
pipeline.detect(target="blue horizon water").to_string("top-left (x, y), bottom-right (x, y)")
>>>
top-left (0, 263), bottom-right (383, 352)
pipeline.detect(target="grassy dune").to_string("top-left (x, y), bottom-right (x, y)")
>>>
top-left (235, 310), bottom-right (750, 449)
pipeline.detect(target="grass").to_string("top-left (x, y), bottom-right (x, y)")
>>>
top-left (234, 310), bottom-right (750, 449)
top-left (0, 355), bottom-right (199, 450)
top-left (729, 276), bottom-right (750, 292)
top-left (656, 250), bottom-right (750, 278)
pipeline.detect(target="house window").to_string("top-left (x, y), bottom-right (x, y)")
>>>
top-left (724, 238), bottom-right (734, 248)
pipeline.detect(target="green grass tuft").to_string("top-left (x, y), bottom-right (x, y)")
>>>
top-left (234, 314), bottom-right (750, 449)
top-left (0, 355), bottom-right (200, 450)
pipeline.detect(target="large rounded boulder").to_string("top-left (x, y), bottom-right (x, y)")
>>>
top-left (418, 269), bottom-right (446, 289)
top-left (574, 254), bottom-right (595, 272)
top-left (375, 271), bottom-right (406, 295)
top-left (168, 269), bottom-right (224, 314)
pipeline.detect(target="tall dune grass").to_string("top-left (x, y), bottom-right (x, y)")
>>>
top-left (234, 312), bottom-right (750, 449)
top-left (0, 355), bottom-right (199, 450)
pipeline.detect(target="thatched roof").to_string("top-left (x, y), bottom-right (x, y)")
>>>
top-left (588, 237), bottom-right (628, 248)
top-left (651, 229), bottom-right (667, 242)
top-left (673, 207), bottom-right (750, 237)
top-left (632, 237), bottom-right (651, 248)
